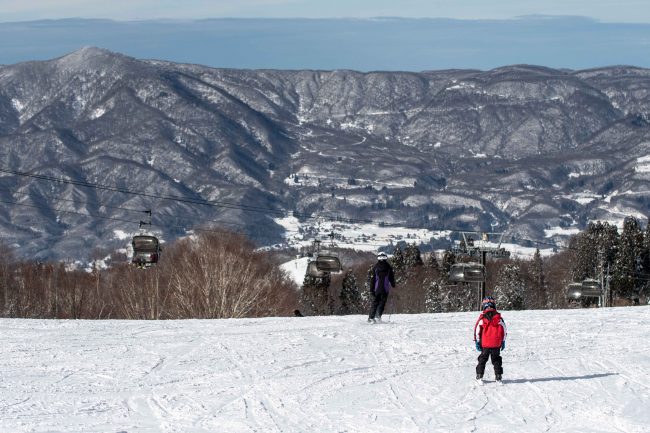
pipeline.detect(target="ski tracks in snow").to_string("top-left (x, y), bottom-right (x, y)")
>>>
top-left (1, 308), bottom-right (650, 432)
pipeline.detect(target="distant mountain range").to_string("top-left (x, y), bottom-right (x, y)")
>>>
top-left (2, 17), bottom-right (650, 71)
top-left (1, 47), bottom-right (650, 260)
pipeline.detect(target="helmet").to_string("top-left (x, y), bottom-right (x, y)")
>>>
top-left (481, 296), bottom-right (496, 310)
top-left (377, 252), bottom-right (388, 261)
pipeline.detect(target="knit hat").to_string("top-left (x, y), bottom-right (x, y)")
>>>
top-left (481, 296), bottom-right (496, 310)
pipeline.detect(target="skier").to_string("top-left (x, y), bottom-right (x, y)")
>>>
top-left (473, 296), bottom-right (507, 382)
top-left (368, 252), bottom-right (396, 323)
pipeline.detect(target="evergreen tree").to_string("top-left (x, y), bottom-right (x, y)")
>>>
top-left (493, 264), bottom-right (525, 310)
top-left (301, 273), bottom-right (331, 315)
top-left (571, 222), bottom-right (598, 282)
top-left (424, 279), bottom-right (442, 313)
top-left (425, 251), bottom-right (440, 271)
top-left (390, 245), bottom-right (407, 283)
top-left (360, 263), bottom-right (375, 311)
top-left (404, 243), bottom-right (424, 268)
top-left (339, 270), bottom-right (363, 314)
top-left (529, 248), bottom-right (547, 308)
top-left (612, 216), bottom-right (644, 301)
top-left (440, 250), bottom-right (457, 280)
top-left (571, 221), bottom-right (617, 280)
top-left (439, 283), bottom-right (475, 312)
top-left (569, 221), bottom-right (619, 307)
top-left (429, 250), bottom-right (475, 312)
top-left (640, 221), bottom-right (650, 301)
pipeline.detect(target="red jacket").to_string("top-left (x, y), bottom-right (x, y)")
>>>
top-left (474, 308), bottom-right (507, 349)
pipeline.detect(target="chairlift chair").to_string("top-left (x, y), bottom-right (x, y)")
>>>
top-left (449, 262), bottom-right (486, 283)
top-left (566, 282), bottom-right (584, 299)
top-left (306, 261), bottom-right (330, 279)
top-left (448, 264), bottom-right (465, 282)
top-left (313, 231), bottom-right (343, 272)
top-left (315, 250), bottom-right (342, 272)
top-left (580, 279), bottom-right (602, 297)
top-left (131, 235), bottom-right (161, 268)
top-left (463, 263), bottom-right (486, 282)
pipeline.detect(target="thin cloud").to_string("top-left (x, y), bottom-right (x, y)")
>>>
top-left (0, 0), bottom-right (649, 23)
top-left (0, 0), bottom-right (297, 21)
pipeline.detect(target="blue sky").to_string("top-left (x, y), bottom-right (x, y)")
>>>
top-left (1, 0), bottom-right (650, 23)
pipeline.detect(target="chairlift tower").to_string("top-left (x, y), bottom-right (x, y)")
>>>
top-left (451, 231), bottom-right (511, 310)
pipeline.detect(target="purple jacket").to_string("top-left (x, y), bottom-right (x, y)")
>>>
top-left (371, 261), bottom-right (396, 295)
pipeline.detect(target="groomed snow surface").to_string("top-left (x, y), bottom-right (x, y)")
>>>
top-left (1, 307), bottom-right (649, 433)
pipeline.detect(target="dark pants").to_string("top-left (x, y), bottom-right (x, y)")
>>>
top-left (369, 292), bottom-right (388, 319)
top-left (476, 347), bottom-right (503, 376)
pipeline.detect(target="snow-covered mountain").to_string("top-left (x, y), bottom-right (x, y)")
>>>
top-left (2, 47), bottom-right (650, 260)
top-left (1, 306), bottom-right (649, 432)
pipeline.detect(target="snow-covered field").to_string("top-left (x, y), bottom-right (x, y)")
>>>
top-left (274, 215), bottom-right (450, 252)
top-left (1, 307), bottom-right (649, 433)
top-left (273, 216), bottom-right (555, 260)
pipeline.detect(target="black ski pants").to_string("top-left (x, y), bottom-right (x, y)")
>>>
top-left (476, 347), bottom-right (503, 376)
top-left (369, 291), bottom-right (388, 319)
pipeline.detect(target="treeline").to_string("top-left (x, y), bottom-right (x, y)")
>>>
top-left (0, 232), bottom-right (297, 319)
top-left (299, 217), bottom-right (650, 315)
top-left (1, 217), bottom-right (649, 320)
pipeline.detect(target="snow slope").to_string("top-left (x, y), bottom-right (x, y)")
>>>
top-left (1, 307), bottom-right (649, 433)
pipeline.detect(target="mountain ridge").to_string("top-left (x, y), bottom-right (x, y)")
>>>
top-left (1, 47), bottom-right (649, 260)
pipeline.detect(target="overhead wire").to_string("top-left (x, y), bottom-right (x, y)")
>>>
top-left (0, 167), bottom-right (287, 216)
top-left (0, 198), bottom-right (249, 238)
top-left (6, 182), bottom-right (647, 286)
top-left (0, 186), bottom-right (250, 231)
top-left (0, 186), bottom-right (149, 214)
top-left (0, 199), bottom-right (138, 226)
top-left (7, 198), bottom-right (650, 295)
top-left (0, 194), bottom-right (427, 249)
top-left (0, 166), bottom-right (456, 228)
top-left (0, 166), bottom-right (569, 251)
top-left (0, 197), bottom-right (443, 250)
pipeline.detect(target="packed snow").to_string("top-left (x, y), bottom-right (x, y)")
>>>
top-left (1, 306), bottom-right (649, 433)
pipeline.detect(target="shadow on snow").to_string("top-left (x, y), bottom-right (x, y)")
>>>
top-left (503, 372), bottom-right (617, 384)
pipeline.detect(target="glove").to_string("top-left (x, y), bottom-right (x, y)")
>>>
top-left (475, 341), bottom-right (481, 351)
top-left (501, 341), bottom-right (506, 351)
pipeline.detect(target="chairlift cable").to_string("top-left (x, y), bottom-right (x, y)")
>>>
top-left (0, 167), bottom-right (576, 251)
top-left (0, 195), bottom-right (466, 250)
top-left (0, 199), bottom-right (139, 226)
top-left (0, 186), bottom-right (250, 231)
top-left (7, 197), bottom-right (644, 280)
top-left (0, 167), bottom-right (287, 216)
top-left (0, 166), bottom-right (465, 230)
top-left (0, 199), bottom-right (249, 238)
top-left (0, 187), bottom-right (149, 214)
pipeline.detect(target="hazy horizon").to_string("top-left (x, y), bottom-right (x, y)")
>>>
top-left (1, 16), bottom-right (649, 71)
top-left (2, 0), bottom-right (650, 23)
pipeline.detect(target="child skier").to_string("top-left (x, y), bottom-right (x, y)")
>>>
top-left (473, 296), bottom-right (507, 382)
